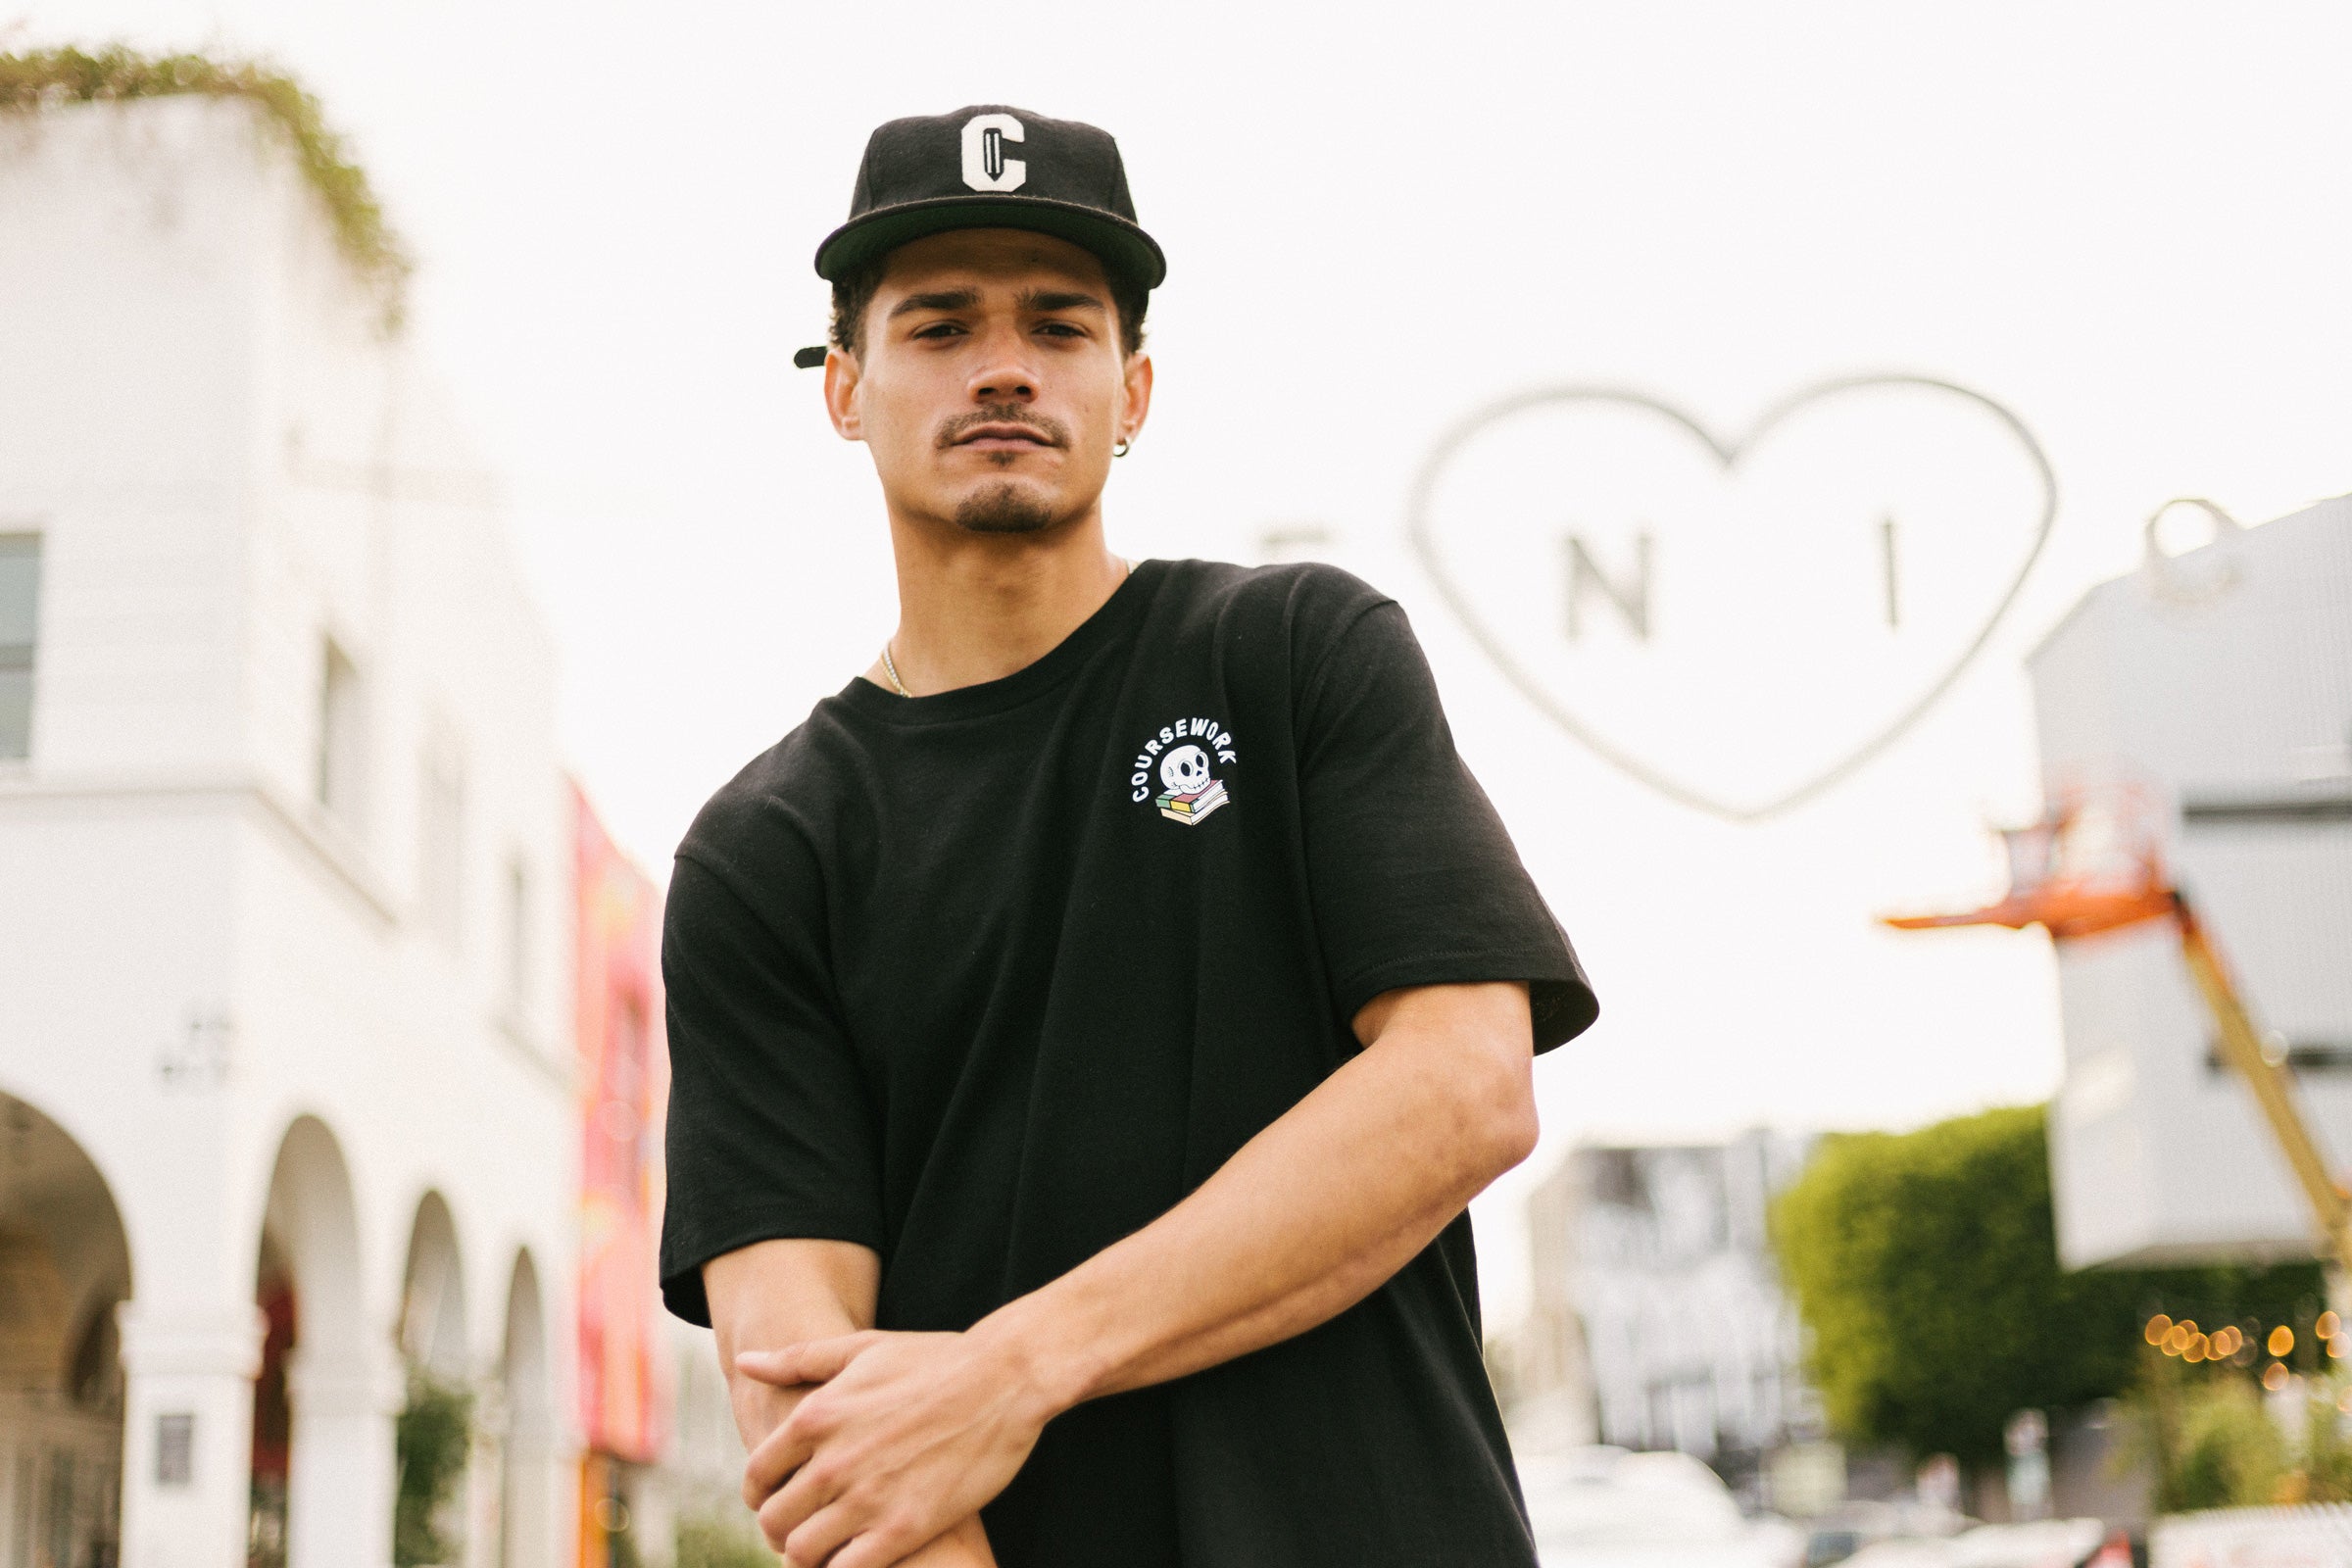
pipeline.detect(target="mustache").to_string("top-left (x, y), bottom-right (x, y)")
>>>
top-left (934, 404), bottom-right (1071, 450)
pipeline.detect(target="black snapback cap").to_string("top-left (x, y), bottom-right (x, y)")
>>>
top-left (813, 106), bottom-right (1167, 294)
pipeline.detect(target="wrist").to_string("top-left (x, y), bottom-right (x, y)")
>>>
top-left (968, 1293), bottom-right (1100, 1425)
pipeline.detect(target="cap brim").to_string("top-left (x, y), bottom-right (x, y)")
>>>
top-left (814, 195), bottom-right (1166, 291)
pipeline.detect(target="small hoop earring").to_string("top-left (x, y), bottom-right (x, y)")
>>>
top-left (1113, 438), bottom-right (1132, 459)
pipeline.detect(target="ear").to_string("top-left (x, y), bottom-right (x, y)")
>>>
top-left (823, 348), bottom-right (864, 442)
top-left (1118, 351), bottom-right (1154, 445)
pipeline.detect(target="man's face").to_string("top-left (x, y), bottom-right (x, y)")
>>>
top-left (824, 228), bottom-right (1152, 536)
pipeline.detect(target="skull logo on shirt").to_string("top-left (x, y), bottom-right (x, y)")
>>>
top-left (1160, 745), bottom-right (1211, 796)
top-left (1127, 717), bottom-right (1239, 827)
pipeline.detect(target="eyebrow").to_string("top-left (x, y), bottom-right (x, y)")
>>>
top-left (886, 285), bottom-right (1106, 320)
top-left (888, 288), bottom-right (981, 319)
top-left (1018, 288), bottom-right (1106, 315)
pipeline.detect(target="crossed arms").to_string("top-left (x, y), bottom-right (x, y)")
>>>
top-left (705, 979), bottom-right (1542, 1568)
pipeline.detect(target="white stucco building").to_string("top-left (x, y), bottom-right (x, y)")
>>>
top-left (0, 96), bottom-right (582, 1567)
top-left (2033, 496), bottom-right (2352, 1269)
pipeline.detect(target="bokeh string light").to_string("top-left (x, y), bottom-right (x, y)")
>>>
top-left (2143, 1314), bottom-right (2328, 1386)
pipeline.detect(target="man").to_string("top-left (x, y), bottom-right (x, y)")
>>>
top-left (660, 106), bottom-right (1598, 1568)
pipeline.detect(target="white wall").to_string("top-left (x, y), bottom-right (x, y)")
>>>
top-left (0, 96), bottom-right (580, 1568)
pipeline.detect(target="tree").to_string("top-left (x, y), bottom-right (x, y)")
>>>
top-left (394, 1368), bottom-right (473, 1567)
top-left (676, 1513), bottom-right (778, 1568)
top-left (1772, 1103), bottom-right (2319, 1466)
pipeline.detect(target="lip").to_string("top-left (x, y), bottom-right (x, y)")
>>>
top-left (953, 422), bottom-right (1056, 450)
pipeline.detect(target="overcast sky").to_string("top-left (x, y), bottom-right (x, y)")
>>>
top-left (17, 0), bottom-right (2352, 1321)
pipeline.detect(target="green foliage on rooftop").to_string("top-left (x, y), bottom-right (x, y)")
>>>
top-left (0, 44), bottom-right (412, 324)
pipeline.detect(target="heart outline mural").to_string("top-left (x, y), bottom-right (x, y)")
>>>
top-left (1403, 374), bottom-right (2057, 823)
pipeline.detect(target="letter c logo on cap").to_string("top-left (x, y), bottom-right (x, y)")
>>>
top-left (960, 113), bottom-right (1027, 192)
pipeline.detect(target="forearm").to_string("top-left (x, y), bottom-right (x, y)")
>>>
top-left (978, 982), bottom-right (1537, 1410)
top-left (710, 1245), bottom-right (870, 1452)
top-left (709, 1241), bottom-right (997, 1567)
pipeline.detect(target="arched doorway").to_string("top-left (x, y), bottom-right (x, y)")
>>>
top-left (256, 1116), bottom-right (388, 1568)
top-left (496, 1250), bottom-right (556, 1568)
top-left (248, 1230), bottom-right (296, 1568)
top-left (0, 1090), bottom-right (131, 1568)
top-left (393, 1194), bottom-right (469, 1568)
top-left (397, 1195), bottom-right (466, 1383)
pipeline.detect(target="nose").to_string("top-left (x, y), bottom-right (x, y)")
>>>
top-left (966, 322), bottom-right (1039, 404)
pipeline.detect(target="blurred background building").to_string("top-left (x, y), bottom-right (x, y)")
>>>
top-left (0, 94), bottom-right (741, 1568)
top-left (2033, 496), bottom-right (2352, 1271)
top-left (1498, 1132), bottom-right (1819, 1504)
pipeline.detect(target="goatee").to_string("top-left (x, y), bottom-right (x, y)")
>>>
top-left (954, 483), bottom-right (1058, 535)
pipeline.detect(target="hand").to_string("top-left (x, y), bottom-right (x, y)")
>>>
top-left (737, 1329), bottom-right (1055, 1568)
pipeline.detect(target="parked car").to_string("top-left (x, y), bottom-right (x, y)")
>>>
top-left (1839, 1517), bottom-right (2109, 1568)
top-left (1520, 1446), bottom-right (1805, 1568)
top-left (1803, 1498), bottom-right (1970, 1565)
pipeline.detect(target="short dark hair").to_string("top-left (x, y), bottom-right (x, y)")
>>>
top-left (828, 252), bottom-right (1149, 360)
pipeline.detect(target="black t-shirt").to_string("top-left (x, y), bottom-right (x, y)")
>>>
top-left (661, 560), bottom-right (1597, 1568)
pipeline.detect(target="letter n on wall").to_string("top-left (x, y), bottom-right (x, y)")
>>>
top-left (1564, 533), bottom-right (1653, 642)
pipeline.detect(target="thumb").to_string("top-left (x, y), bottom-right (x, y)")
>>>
top-left (736, 1331), bottom-right (881, 1387)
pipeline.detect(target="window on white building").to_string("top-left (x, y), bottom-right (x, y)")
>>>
top-left (0, 534), bottom-right (40, 760)
top-left (417, 745), bottom-right (466, 948)
top-left (316, 639), bottom-right (366, 825)
top-left (502, 855), bottom-right (530, 1017)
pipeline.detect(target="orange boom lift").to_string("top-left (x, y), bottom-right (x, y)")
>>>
top-left (1884, 790), bottom-right (2352, 1280)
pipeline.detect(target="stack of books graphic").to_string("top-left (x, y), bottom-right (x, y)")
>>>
top-left (1156, 778), bottom-right (1229, 826)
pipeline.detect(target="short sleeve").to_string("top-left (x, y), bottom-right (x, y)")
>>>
top-left (659, 847), bottom-right (883, 1326)
top-left (1297, 601), bottom-right (1598, 1052)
